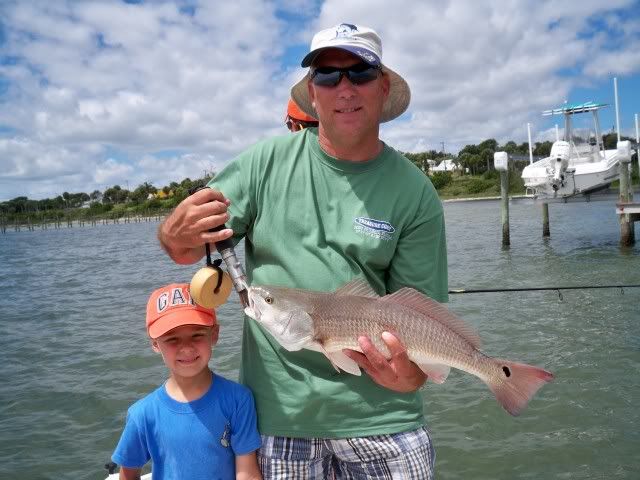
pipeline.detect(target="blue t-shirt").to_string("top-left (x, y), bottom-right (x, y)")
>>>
top-left (111, 373), bottom-right (261, 480)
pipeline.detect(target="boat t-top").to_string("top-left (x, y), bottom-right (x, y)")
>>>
top-left (521, 102), bottom-right (622, 198)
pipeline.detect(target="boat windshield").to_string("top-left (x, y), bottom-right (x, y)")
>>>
top-left (569, 128), bottom-right (597, 155)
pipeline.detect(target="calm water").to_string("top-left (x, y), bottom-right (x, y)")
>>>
top-left (1, 199), bottom-right (638, 479)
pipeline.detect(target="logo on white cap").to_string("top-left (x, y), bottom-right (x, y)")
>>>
top-left (335, 23), bottom-right (358, 38)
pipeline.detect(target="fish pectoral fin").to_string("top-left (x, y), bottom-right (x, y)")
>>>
top-left (417, 363), bottom-right (451, 384)
top-left (325, 351), bottom-right (362, 376)
top-left (308, 342), bottom-right (362, 376)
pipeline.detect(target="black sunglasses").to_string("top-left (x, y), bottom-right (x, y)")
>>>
top-left (310, 63), bottom-right (381, 87)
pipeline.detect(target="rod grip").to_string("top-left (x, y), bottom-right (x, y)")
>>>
top-left (209, 223), bottom-right (234, 251)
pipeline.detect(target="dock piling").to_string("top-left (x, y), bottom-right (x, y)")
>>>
top-left (494, 152), bottom-right (510, 246)
top-left (617, 141), bottom-right (636, 246)
top-left (542, 203), bottom-right (550, 237)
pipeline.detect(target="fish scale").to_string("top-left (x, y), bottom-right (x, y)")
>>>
top-left (313, 298), bottom-right (485, 375)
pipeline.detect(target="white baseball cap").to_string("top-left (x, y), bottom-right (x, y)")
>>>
top-left (291, 23), bottom-right (411, 123)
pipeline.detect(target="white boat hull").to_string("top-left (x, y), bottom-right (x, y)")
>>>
top-left (106, 473), bottom-right (152, 480)
top-left (521, 148), bottom-right (620, 198)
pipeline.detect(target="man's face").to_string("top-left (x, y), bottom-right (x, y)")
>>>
top-left (307, 49), bottom-right (389, 145)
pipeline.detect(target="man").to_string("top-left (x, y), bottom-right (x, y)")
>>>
top-left (158, 23), bottom-right (447, 479)
top-left (285, 98), bottom-right (319, 132)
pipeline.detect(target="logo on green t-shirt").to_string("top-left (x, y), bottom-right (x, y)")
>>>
top-left (353, 216), bottom-right (396, 240)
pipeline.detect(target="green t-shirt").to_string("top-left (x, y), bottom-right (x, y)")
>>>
top-left (209, 128), bottom-right (448, 438)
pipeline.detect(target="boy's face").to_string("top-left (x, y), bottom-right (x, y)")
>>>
top-left (151, 324), bottom-right (219, 378)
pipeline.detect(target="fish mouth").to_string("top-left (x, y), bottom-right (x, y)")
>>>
top-left (244, 290), bottom-right (261, 320)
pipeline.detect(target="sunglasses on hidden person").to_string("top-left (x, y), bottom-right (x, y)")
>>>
top-left (310, 63), bottom-right (382, 87)
top-left (286, 119), bottom-right (318, 131)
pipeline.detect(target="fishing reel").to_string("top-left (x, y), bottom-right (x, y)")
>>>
top-left (187, 185), bottom-right (248, 308)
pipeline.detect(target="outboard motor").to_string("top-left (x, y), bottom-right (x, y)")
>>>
top-left (549, 141), bottom-right (570, 191)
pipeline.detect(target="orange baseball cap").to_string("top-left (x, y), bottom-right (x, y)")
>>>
top-left (146, 283), bottom-right (216, 339)
top-left (286, 98), bottom-right (317, 122)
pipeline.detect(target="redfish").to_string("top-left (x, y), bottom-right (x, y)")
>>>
top-left (245, 279), bottom-right (554, 416)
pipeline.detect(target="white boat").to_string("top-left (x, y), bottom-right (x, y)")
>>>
top-left (105, 473), bottom-right (151, 479)
top-left (521, 102), bottom-right (622, 198)
top-left (104, 463), bottom-right (152, 479)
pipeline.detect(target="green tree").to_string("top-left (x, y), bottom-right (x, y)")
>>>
top-left (459, 144), bottom-right (479, 156)
top-left (602, 133), bottom-right (635, 149)
top-left (533, 141), bottom-right (553, 157)
top-left (430, 172), bottom-right (453, 190)
top-left (130, 182), bottom-right (156, 204)
top-left (501, 141), bottom-right (518, 154)
top-left (478, 139), bottom-right (498, 152)
top-left (480, 148), bottom-right (494, 172)
top-left (103, 185), bottom-right (129, 204)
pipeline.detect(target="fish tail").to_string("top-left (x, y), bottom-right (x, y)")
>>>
top-left (487, 360), bottom-right (554, 416)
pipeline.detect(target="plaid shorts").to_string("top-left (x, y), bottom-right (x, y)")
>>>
top-left (258, 426), bottom-right (435, 479)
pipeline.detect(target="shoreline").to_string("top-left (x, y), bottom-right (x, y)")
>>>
top-left (442, 194), bottom-right (537, 203)
top-left (442, 189), bottom-right (623, 203)
top-left (1, 189), bottom-right (627, 233)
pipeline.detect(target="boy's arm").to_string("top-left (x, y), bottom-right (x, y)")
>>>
top-left (119, 466), bottom-right (142, 480)
top-left (235, 451), bottom-right (262, 480)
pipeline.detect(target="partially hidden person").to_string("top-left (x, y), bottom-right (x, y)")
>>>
top-left (285, 97), bottom-right (318, 132)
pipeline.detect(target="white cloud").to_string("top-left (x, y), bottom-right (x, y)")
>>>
top-left (94, 158), bottom-right (135, 186)
top-left (0, 0), bottom-right (639, 200)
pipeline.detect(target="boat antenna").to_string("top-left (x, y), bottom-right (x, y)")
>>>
top-left (614, 77), bottom-right (621, 143)
top-left (527, 123), bottom-right (534, 165)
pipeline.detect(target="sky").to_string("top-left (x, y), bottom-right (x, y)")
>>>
top-left (1, 0), bottom-right (639, 201)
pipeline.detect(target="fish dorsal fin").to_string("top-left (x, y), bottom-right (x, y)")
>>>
top-left (335, 279), bottom-right (379, 298)
top-left (382, 288), bottom-right (482, 349)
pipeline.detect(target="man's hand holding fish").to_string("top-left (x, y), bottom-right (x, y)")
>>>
top-left (343, 331), bottom-right (428, 393)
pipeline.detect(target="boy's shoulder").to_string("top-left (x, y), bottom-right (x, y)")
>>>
top-left (212, 374), bottom-right (257, 417)
top-left (126, 384), bottom-right (165, 417)
top-left (213, 374), bottom-right (254, 401)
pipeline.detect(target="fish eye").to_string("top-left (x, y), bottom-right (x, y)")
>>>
top-left (265, 296), bottom-right (274, 305)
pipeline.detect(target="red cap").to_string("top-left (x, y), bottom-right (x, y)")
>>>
top-left (146, 283), bottom-right (216, 339)
top-left (286, 98), bottom-right (317, 122)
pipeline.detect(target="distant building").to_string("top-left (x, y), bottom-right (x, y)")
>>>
top-left (431, 159), bottom-right (460, 172)
top-left (82, 192), bottom-right (103, 208)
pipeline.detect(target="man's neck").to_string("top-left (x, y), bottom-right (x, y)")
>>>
top-left (317, 126), bottom-right (383, 162)
top-left (165, 368), bottom-right (212, 402)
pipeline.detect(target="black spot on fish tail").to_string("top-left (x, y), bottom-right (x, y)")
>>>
top-left (502, 366), bottom-right (511, 377)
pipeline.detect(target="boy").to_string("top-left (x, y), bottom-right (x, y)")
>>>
top-left (111, 283), bottom-right (262, 480)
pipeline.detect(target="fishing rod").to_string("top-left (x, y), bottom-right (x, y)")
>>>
top-left (449, 284), bottom-right (640, 294)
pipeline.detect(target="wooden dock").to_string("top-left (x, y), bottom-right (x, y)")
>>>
top-left (616, 202), bottom-right (640, 222)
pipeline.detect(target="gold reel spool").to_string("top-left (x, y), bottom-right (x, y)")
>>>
top-left (190, 266), bottom-right (233, 309)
